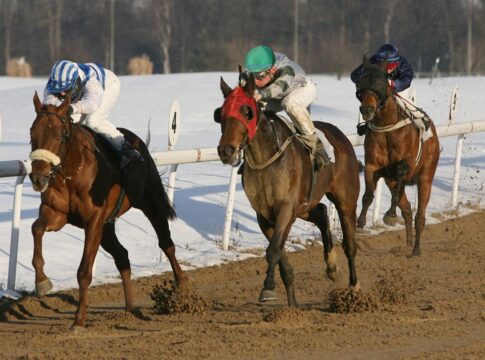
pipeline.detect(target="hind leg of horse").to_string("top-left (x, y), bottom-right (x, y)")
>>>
top-left (412, 177), bottom-right (433, 256)
top-left (31, 205), bottom-right (67, 295)
top-left (100, 223), bottom-right (133, 312)
top-left (357, 163), bottom-right (379, 229)
top-left (260, 207), bottom-right (295, 306)
top-left (331, 198), bottom-right (359, 289)
top-left (306, 203), bottom-right (338, 281)
top-left (142, 204), bottom-right (187, 286)
top-left (74, 216), bottom-right (104, 328)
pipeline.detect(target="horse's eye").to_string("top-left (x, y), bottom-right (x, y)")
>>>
top-left (240, 105), bottom-right (254, 120)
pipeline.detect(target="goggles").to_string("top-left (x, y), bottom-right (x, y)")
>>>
top-left (252, 70), bottom-right (271, 80)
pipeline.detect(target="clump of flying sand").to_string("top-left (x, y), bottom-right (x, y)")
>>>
top-left (327, 289), bottom-right (380, 313)
top-left (262, 307), bottom-right (309, 324)
top-left (151, 280), bottom-right (209, 314)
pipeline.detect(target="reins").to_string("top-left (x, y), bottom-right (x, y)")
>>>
top-left (244, 114), bottom-right (295, 171)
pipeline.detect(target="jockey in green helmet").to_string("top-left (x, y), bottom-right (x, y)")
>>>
top-left (243, 45), bottom-right (330, 170)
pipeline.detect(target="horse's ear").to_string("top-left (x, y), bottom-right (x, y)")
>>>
top-left (220, 77), bottom-right (231, 98)
top-left (238, 64), bottom-right (243, 74)
top-left (58, 91), bottom-right (72, 115)
top-left (33, 91), bottom-right (42, 113)
top-left (363, 54), bottom-right (370, 66)
top-left (245, 73), bottom-right (256, 97)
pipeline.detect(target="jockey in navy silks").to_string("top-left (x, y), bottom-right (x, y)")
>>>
top-left (351, 44), bottom-right (431, 136)
top-left (43, 60), bottom-right (140, 168)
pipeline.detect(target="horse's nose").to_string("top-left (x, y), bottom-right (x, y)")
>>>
top-left (359, 105), bottom-right (375, 120)
top-left (217, 144), bottom-right (237, 162)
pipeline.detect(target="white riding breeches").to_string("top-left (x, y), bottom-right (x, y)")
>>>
top-left (72, 70), bottom-right (124, 151)
top-left (281, 80), bottom-right (317, 135)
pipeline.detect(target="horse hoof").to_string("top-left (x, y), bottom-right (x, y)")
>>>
top-left (71, 325), bottom-right (87, 334)
top-left (350, 281), bottom-right (362, 292)
top-left (383, 214), bottom-right (398, 226)
top-left (411, 248), bottom-right (421, 257)
top-left (259, 289), bottom-right (277, 302)
top-left (35, 279), bottom-right (53, 296)
top-left (356, 227), bottom-right (366, 235)
top-left (326, 265), bottom-right (340, 282)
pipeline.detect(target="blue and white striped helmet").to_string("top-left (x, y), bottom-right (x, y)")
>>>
top-left (46, 60), bottom-right (79, 93)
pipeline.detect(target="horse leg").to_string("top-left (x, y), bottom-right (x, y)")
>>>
top-left (257, 213), bottom-right (296, 306)
top-left (397, 191), bottom-right (413, 247)
top-left (306, 203), bottom-right (338, 281)
top-left (260, 206), bottom-right (296, 306)
top-left (335, 202), bottom-right (359, 289)
top-left (100, 222), bottom-right (133, 312)
top-left (74, 216), bottom-right (104, 329)
top-left (412, 176), bottom-right (433, 256)
top-left (357, 164), bottom-right (379, 229)
top-left (380, 161), bottom-right (409, 226)
top-left (141, 203), bottom-right (187, 286)
top-left (31, 205), bottom-right (67, 295)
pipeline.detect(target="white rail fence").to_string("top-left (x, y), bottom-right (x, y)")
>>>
top-left (2, 89), bottom-right (485, 291)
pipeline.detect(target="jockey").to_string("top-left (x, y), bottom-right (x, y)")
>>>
top-left (243, 45), bottom-right (330, 170)
top-left (351, 44), bottom-right (430, 135)
top-left (43, 59), bottom-right (141, 169)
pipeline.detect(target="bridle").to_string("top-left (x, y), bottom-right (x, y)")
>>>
top-left (31, 110), bottom-right (72, 177)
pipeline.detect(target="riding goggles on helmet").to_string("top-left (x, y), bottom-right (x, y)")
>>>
top-left (252, 70), bottom-right (270, 80)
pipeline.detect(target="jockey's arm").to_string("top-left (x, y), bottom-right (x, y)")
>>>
top-left (42, 88), bottom-right (63, 107)
top-left (70, 78), bottom-right (103, 115)
top-left (393, 57), bottom-right (414, 93)
top-left (259, 66), bottom-right (294, 100)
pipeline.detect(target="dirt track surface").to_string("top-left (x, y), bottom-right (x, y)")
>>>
top-left (1, 210), bottom-right (484, 360)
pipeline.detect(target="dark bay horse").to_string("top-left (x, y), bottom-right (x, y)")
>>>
top-left (214, 72), bottom-right (361, 307)
top-left (355, 57), bottom-right (440, 256)
top-left (29, 92), bottom-right (187, 329)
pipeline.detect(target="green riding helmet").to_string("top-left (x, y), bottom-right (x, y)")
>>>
top-left (244, 45), bottom-right (276, 72)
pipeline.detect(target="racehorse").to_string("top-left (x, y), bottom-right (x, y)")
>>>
top-left (355, 56), bottom-right (440, 256)
top-left (29, 92), bottom-right (187, 329)
top-left (214, 70), bottom-right (361, 307)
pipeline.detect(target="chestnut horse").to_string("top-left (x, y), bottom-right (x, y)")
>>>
top-left (29, 92), bottom-right (187, 329)
top-left (214, 72), bottom-right (361, 307)
top-left (355, 58), bottom-right (440, 256)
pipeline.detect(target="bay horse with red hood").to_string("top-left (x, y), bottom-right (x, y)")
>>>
top-left (29, 92), bottom-right (187, 330)
top-left (214, 71), bottom-right (361, 307)
top-left (355, 56), bottom-right (440, 256)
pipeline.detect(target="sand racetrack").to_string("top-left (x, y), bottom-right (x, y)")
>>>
top-left (1, 210), bottom-right (484, 359)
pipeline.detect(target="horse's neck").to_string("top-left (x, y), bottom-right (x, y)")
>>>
top-left (247, 114), bottom-right (287, 163)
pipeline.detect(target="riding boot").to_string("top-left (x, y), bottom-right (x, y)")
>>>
top-left (120, 140), bottom-right (144, 169)
top-left (298, 133), bottom-right (330, 171)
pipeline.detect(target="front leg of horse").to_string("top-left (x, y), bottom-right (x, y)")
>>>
top-left (260, 208), bottom-right (295, 306)
top-left (31, 210), bottom-right (67, 296)
top-left (73, 220), bottom-right (103, 329)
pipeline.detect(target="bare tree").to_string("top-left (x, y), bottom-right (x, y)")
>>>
top-left (1, 0), bottom-right (17, 69)
top-left (383, 0), bottom-right (398, 43)
top-left (44, 0), bottom-right (63, 63)
top-left (152, 0), bottom-right (173, 74)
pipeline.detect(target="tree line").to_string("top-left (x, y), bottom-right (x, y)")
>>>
top-left (0, 0), bottom-right (483, 76)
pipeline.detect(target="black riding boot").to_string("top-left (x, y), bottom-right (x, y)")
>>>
top-left (357, 122), bottom-right (368, 136)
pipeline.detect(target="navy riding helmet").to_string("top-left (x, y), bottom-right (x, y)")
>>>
top-left (375, 44), bottom-right (400, 63)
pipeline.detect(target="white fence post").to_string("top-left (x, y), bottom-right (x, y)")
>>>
top-left (167, 100), bottom-right (181, 205)
top-left (372, 177), bottom-right (384, 227)
top-left (7, 175), bottom-right (26, 290)
top-left (222, 166), bottom-right (238, 251)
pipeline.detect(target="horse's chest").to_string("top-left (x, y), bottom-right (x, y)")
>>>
top-left (244, 174), bottom-right (292, 210)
